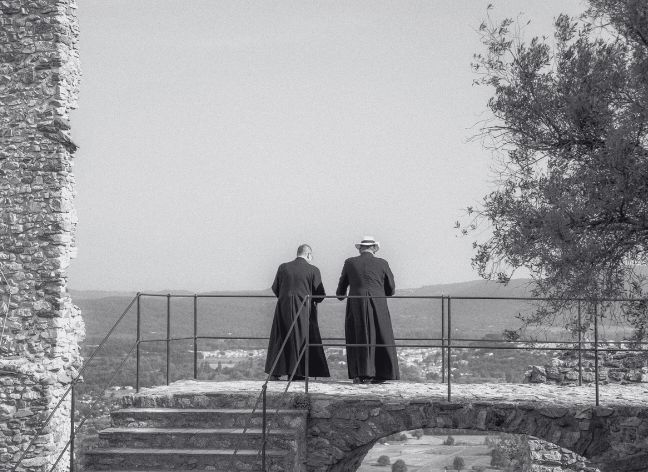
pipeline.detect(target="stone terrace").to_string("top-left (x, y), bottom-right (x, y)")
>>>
top-left (115, 380), bottom-right (648, 472)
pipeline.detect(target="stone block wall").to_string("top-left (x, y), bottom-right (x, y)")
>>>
top-left (0, 0), bottom-right (84, 470)
top-left (526, 344), bottom-right (648, 385)
top-left (527, 437), bottom-right (601, 472)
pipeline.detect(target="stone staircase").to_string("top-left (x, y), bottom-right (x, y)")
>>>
top-left (83, 390), bottom-right (309, 472)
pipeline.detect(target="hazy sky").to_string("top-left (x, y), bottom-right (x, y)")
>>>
top-left (68, 0), bottom-right (586, 292)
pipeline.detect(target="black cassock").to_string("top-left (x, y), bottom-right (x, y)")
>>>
top-left (336, 252), bottom-right (399, 380)
top-left (264, 257), bottom-right (330, 378)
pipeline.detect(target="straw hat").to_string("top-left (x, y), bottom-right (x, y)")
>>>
top-left (355, 236), bottom-right (380, 251)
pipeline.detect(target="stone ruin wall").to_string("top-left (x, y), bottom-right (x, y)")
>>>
top-left (526, 343), bottom-right (648, 386)
top-left (0, 0), bottom-right (85, 470)
top-left (526, 437), bottom-right (600, 472)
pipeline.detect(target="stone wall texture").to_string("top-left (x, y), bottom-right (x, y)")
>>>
top-left (306, 392), bottom-right (648, 471)
top-left (526, 437), bottom-right (601, 472)
top-left (526, 344), bottom-right (648, 385)
top-left (0, 0), bottom-right (84, 470)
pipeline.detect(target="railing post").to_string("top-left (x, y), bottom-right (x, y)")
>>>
top-left (136, 293), bottom-right (141, 392)
top-left (305, 296), bottom-right (310, 394)
top-left (166, 293), bottom-right (171, 386)
top-left (261, 384), bottom-right (267, 472)
top-left (447, 296), bottom-right (452, 402)
top-left (441, 296), bottom-right (445, 384)
top-left (578, 300), bottom-right (582, 386)
top-left (594, 302), bottom-right (599, 406)
top-left (70, 381), bottom-right (75, 472)
top-left (193, 294), bottom-right (198, 380)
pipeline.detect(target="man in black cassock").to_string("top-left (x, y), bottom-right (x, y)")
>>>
top-left (264, 244), bottom-right (330, 380)
top-left (336, 236), bottom-right (399, 384)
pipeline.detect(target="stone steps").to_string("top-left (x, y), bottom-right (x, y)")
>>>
top-left (123, 391), bottom-right (308, 410)
top-left (99, 426), bottom-right (297, 450)
top-left (83, 395), bottom-right (308, 472)
top-left (111, 407), bottom-right (307, 429)
top-left (83, 447), bottom-right (290, 471)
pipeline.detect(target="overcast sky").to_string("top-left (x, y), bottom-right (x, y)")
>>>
top-left (68, 0), bottom-right (586, 292)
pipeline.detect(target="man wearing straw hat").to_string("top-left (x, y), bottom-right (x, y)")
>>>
top-left (264, 244), bottom-right (330, 381)
top-left (336, 236), bottom-right (399, 384)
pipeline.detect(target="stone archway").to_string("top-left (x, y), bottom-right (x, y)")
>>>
top-left (304, 388), bottom-right (648, 472)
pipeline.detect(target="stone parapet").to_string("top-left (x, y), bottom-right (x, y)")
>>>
top-left (526, 344), bottom-right (648, 385)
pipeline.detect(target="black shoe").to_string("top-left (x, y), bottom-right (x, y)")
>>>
top-left (371, 378), bottom-right (387, 384)
top-left (353, 377), bottom-right (372, 384)
top-left (291, 375), bottom-right (305, 381)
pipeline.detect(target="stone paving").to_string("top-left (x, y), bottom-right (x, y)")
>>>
top-left (138, 379), bottom-right (648, 408)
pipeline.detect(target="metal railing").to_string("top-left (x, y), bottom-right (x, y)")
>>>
top-left (11, 294), bottom-right (140, 472)
top-left (11, 291), bottom-right (648, 472)
top-left (300, 294), bottom-right (648, 406)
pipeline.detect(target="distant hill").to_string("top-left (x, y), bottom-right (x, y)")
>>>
top-left (408, 278), bottom-right (534, 297)
top-left (72, 279), bottom-right (562, 348)
top-left (69, 289), bottom-right (136, 299)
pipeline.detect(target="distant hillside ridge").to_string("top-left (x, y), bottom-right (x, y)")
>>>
top-left (70, 279), bottom-right (533, 300)
top-left (73, 279), bottom-right (547, 346)
top-left (406, 278), bottom-right (535, 298)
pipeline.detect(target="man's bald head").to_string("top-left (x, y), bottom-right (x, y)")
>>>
top-left (297, 244), bottom-right (312, 257)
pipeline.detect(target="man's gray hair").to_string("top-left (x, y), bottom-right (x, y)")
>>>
top-left (359, 245), bottom-right (377, 253)
top-left (297, 244), bottom-right (312, 256)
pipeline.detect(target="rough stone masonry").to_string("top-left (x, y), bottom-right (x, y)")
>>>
top-left (0, 0), bottom-right (85, 470)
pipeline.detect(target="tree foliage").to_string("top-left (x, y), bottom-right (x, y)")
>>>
top-left (391, 459), bottom-right (407, 472)
top-left (453, 456), bottom-right (466, 471)
top-left (489, 434), bottom-right (529, 470)
top-left (377, 455), bottom-right (391, 466)
top-left (465, 0), bottom-right (648, 335)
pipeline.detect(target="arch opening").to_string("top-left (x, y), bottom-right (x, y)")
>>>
top-left (315, 427), bottom-right (601, 472)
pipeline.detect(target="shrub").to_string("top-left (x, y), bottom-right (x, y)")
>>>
top-left (453, 456), bottom-right (465, 471)
top-left (490, 447), bottom-right (507, 468)
top-left (412, 429), bottom-right (424, 439)
top-left (386, 433), bottom-right (407, 442)
top-left (443, 435), bottom-right (455, 446)
top-left (377, 455), bottom-right (390, 466)
top-left (391, 459), bottom-right (407, 472)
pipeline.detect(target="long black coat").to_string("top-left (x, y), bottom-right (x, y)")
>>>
top-left (336, 252), bottom-right (399, 380)
top-left (264, 257), bottom-right (330, 378)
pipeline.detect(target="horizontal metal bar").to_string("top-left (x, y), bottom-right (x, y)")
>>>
top-left (139, 293), bottom-right (276, 298)
top-left (135, 336), bottom-right (648, 350)
top-left (312, 342), bottom-right (647, 352)
top-left (138, 292), bottom-right (648, 302)
top-left (196, 336), bottom-right (271, 340)
top-left (139, 336), bottom-right (195, 343)
top-left (447, 338), bottom-right (648, 346)
top-left (196, 336), bottom-right (446, 342)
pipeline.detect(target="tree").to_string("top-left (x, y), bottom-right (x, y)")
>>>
top-left (391, 459), bottom-right (407, 472)
top-left (490, 447), bottom-right (510, 468)
top-left (377, 455), bottom-right (391, 466)
top-left (489, 434), bottom-right (530, 470)
top-left (464, 0), bottom-right (648, 337)
top-left (453, 456), bottom-right (466, 471)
